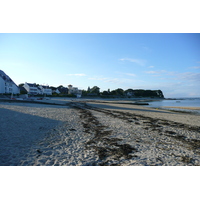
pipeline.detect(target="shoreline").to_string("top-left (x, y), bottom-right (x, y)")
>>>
top-left (85, 101), bottom-right (200, 127)
top-left (163, 106), bottom-right (200, 110)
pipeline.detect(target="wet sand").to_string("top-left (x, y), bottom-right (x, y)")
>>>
top-left (85, 101), bottom-right (200, 127)
top-left (163, 106), bottom-right (200, 110)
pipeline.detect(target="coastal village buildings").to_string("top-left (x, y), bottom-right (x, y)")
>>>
top-left (23, 83), bottom-right (39, 95)
top-left (0, 70), bottom-right (162, 99)
top-left (23, 82), bottom-right (53, 95)
top-left (22, 83), bottom-right (82, 97)
top-left (68, 84), bottom-right (82, 98)
top-left (57, 86), bottom-right (68, 94)
top-left (0, 70), bottom-right (82, 97)
top-left (52, 88), bottom-right (61, 94)
top-left (38, 85), bottom-right (52, 95)
top-left (0, 70), bottom-right (19, 94)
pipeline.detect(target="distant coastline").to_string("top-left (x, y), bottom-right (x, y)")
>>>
top-left (143, 97), bottom-right (200, 114)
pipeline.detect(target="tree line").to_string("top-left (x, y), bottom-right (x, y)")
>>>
top-left (82, 86), bottom-right (164, 98)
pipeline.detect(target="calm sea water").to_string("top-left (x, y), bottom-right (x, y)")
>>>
top-left (145, 98), bottom-right (200, 114)
top-left (146, 98), bottom-right (200, 107)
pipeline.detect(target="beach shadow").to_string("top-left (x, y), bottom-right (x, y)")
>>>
top-left (0, 107), bottom-right (62, 166)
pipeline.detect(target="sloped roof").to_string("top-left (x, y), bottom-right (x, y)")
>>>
top-left (26, 83), bottom-right (37, 87)
top-left (40, 85), bottom-right (51, 89)
top-left (58, 87), bottom-right (68, 93)
top-left (0, 70), bottom-right (18, 87)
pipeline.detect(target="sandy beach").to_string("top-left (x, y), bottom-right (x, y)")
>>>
top-left (163, 106), bottom-right (200, 110)
top-left (0, 99), bottom-right (200, 166)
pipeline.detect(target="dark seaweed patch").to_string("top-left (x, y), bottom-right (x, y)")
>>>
top-left (73, 103), bottom-right (138, 165)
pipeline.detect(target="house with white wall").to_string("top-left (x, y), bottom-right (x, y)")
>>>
top-left (68, 84), bottom-right (82, 97)
top-left (0, 70), bottom-right (19, 94)
top-left (37, 87), bottom-right (43, 95)
top-left (23, 83), bottom-right (53, 95)
top-left (38, 85), bottom-right (52, 95)
top-left (23, 82), bottom-right (39, 95)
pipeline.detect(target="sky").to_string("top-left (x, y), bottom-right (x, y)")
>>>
top-left (0, 33), bottom-right (200, 98)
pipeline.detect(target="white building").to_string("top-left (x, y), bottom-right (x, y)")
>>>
top-left (37, 87), bottom-right (43, 95)
top-left (0, 70), bottom-right (19, 94)
top-left (38, 85), bottom-right (52, 95)
top-left (23, 83), bottom-right (53, 95)
top-left (68, 84), bottom-right (82, 98)
top-left (23, 82), bottom-right (39, 95)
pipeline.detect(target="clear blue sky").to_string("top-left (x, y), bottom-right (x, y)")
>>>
top-left (0, 33), bottom-right (199, 98)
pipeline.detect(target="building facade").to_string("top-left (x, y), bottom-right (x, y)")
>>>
top-left (23, 82), bottom-right (39, 95)
top-left (68, 84), bottom-right (82, 97)
top-left (38, 85), bottom-right (52, 95)
top-left (0, 70), bottom-right (19, 94)
top-left (23, 83), bottom-right (52, 95)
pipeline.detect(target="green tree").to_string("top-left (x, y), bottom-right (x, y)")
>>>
top-left (18, 83), bottom-right (24, 87)
top-left (90, 86), bottom-right (100, 95)
top-left (82, 90), bottom-right (88, 96)
top-left (102, 90), bottom-right (109, 95)
top-left (125, 89), bottom-right (135, 96)
top-left (110, 88), bottom-right (124, 96)
top-left (116, 88), bottom-right (124, 96)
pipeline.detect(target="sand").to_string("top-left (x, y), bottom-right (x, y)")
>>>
top-left (163, 106), bottom-right (200, 110)
top-left (0, 102), bottom-right (98, 166)
top-left (85, 101), bottom-right (200, 127)
top-left (0, 100), bottom-right (200, 166)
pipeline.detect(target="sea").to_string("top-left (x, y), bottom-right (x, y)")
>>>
top-left (144, 97), bottom-right (200, 114)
